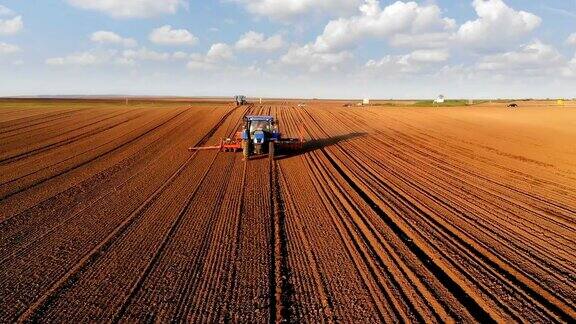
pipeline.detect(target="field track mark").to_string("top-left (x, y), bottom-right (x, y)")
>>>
top-left (110, 151), bottom-right (222, 323)
top-left (0, 109), bottom-right (186, 201)
top-left (220, 160), bottom-right (247, 322)
top-left (271, 157), bottom-right (293, 323)
top-left (17, 105), bottom-right (241, 321)
top-left (299, 107), bottom-right (502, 323)
top-left (359, 137), bottom-right (576, 291)
top-left (325, 111), bottom-right (576, 291)
top-left (0, 110), bottom-right (149, 165)
top-left (18, 151), bottom-right (199, 321)
top-left (322, 114), bottom-right (575, 320)
top-left (372, 127), bottom-right (576, 228)
top-left (186, 155), bottom-right (246, 321)
top-left (308, 151), bottom-right (449, 322)
top-left (276, 160), bottom-right (335, 322)
top-left (0, 108), bottom-right (123, 141)
top-left (293, 108), bottom-right (443, 322)
top-left (0, 108), bottom-right (90, 133)
top-left (0, 108), bottom-right (202, 263)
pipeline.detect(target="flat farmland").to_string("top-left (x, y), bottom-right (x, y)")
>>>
top-left (0, 99), bottom-right (575, 323)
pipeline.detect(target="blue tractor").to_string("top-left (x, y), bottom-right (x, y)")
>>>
top-left (189, 115), bottom-right (304, 159)
top-left (241, 115), bottom-right (281, 158)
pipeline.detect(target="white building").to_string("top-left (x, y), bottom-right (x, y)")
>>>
top-left (434, 95), bottom-right (445, 104)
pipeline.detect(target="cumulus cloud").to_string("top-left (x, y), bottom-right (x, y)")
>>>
top-left (312, 0), bottom-right (455, 52)
top-left (206, 43), bottom-right (234, 61)
top-left (235, 31), bottom-right (284, 52)
top-left (0, 42), bottom-right (20, 55)
top-left (0, 15), bottom-right (23, 35)
top-left (232, 0), bottom-right (362, 20)
top-left (456, 0), bottom-right (541, 49)
top-left (280, 44), bottom-right (353, 72)
top-left (149, 25), bottom-right (198, 46)
top-left (566, 33), bottom-right (576, 46)
top-left (0, 5), bottom-right (15, 16)
top-left (46, 51), bottom-right (115, 66)
top-left (172, 51), bottom-right (190, 60)
top-left (365, 49), bottom-right (450, 74)
top-left (122, 48), bottom-right (170, 61)
top-left (476, 41), bottom-right (564, 72)
top-left (186, 60), bottom-right (214, 71)
top-left (66, 0), bottom-right (186, 18)
top-left (91, 31), bottom-right (137, 47)
top-left (45, 47), bottom-right (178, 67)
top-left (186, 43), bottom-right (235, 71)
top-left (567, 55), bottom-right (576, 75)
top-left (405, 49), bottom-right (450, 63)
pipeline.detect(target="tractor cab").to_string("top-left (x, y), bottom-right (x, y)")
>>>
top-left (241, 116), bottom-right (280, 157)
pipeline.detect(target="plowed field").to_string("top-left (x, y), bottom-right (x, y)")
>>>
top-left (1, 99), bottom-right (575, 323)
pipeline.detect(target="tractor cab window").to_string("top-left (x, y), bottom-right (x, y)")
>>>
top-left (249, 121), bottom-right (271, 133)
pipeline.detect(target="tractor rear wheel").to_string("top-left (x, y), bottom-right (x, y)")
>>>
top-left (242, 140), bottom-right (249, 158)
top-left (269, 141), bottom-right (275, 159)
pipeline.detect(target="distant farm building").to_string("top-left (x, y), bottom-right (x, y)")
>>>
top-left (434, 95), bottom-right (445, 104)
top-left (362, 98), bottom-right (370, 105)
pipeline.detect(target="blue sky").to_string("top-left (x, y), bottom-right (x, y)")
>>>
top-left (0, 0), bottom-right (575, 98)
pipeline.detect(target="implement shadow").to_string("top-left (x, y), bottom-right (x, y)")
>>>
top-left (275, 132), bottom-right (367, 161)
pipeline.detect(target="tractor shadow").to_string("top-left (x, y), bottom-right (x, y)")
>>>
top-left (275, 132), bottom-right (367, 161)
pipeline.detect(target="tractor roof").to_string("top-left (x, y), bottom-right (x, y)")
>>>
top-left (245, 115), bottom-right (274, 122)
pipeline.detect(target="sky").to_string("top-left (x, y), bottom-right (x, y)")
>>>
top-left (0, 0), bottom-right (575, 99)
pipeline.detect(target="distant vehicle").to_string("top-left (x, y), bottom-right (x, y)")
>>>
top-left (235, 95), bottom-right (248, 106)
top-left (507, 103), bottom-right (518, 108)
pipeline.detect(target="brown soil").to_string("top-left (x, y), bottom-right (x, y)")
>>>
top-left (0, 99), bottom-right (574, 323)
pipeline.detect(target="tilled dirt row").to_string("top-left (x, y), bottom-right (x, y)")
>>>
top-left (0, 100), bottom-right (574, 323)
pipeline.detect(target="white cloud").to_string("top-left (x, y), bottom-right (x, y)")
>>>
top-left (46, 47), bottom-right (176, 67)
top-left (185, 43), bottom-right (235, 71)
top-left (91, 31), bottom-right (137, 47)
top-left (563, 54), bottom-right (576, 77)
top-left (0, 15), bottom-right (23, 35)
top-left (235, 31), bottom-right (284, 52)
top-left (122, 48), bottom-right (170, 61)
top-left (476, 41), bottom-right (563, 72)
top-left (456, 0), bottom-right (541, 48)
top-left (312, 0), bottom-right (455, 52)
top-left (149, 25), bottom-right (198, 46)
top-left (280, 44), bottom-right (352, 72)
top-left (186, 60), bottom-right (214, 71)
top-left (46, 51), bottom-right (114, 66)
top-left (566, 33), bottom-right (576, 46)
top-left (0, 42), bottom-right (20, 55)
top-left (406, 49), bottom-right (450, 63)
top-left (232, 0), bottom-right (362, 20)
top-left (365, 49), bottom-right (449, 74)
top-left (66, 0), bottom-right (186, 18)
top-left (206, 43), bottom-right (234, 61)
top-left (172, 51), bottom-right (189, 60)
top-left (0, 5), bottom-right (15, 16)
